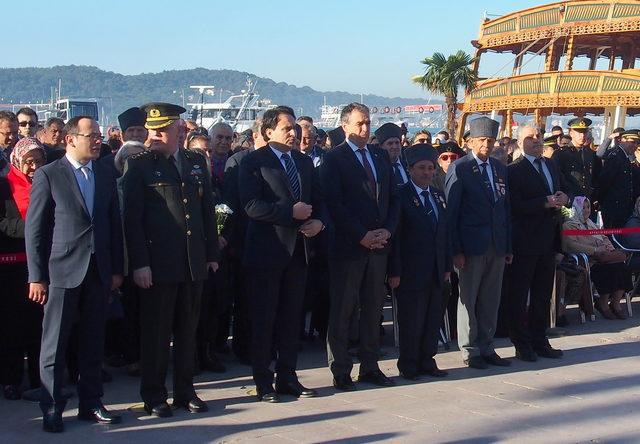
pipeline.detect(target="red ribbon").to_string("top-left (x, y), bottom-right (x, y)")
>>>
top-left (0, 252), bottom-right (27, 264)
top-left (562, 227), bottom-right (640, 236)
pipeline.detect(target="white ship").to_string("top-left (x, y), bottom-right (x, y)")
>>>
top-left (187, 78), bottom-right (274, 133)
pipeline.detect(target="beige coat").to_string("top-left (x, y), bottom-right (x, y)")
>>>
top-left (562, 218), bottom-right (613, 256)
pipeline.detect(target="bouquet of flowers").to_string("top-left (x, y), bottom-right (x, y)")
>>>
top-left (215, 204), bottom-right (234, 235)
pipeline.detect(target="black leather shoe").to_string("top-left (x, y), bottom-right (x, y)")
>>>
top-left (515, 348), bottom-right (538, 362)
top-left (78, 404), bottom-right (122, 424)
top-left (333, 375), bottom-right (357, 391)
top-left (420, 366), bottom-right (449, 377)
top-left (464, 356), bottom-right (488, 369)
top-left (144, 402), bottom-right (173, 418)
top-left (357, 370), bottom-right (395, 387)
top-left (533, 345), bottom-right (563, 359)
top-left (256, 386), bottom-right (280, 403)
top-left (174, 396), bottom-right (209, 413)
top-left (483, 352), bottom-right (511, 367)
top-left (43, 412), bottom-right (64, 433)
top-left (398, 371), bottom-right (419, 381)
top-left (276, 381), bottom-right (317, 398)
top-left (3, 384), bottom-right (20, 400)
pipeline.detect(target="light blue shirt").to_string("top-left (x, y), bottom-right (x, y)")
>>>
top-left (524, 153), bottom-right (554, 193)
top-left (346, 138), bottom-right (378, 181)
top-left (269, 145), bottom-right (297, 171)
top-left (472, 151), bottom-right (495, 192)
top-left (66, 153), bottom-right (94, 216)
top-left (411, 181), bottom-right (438, 221)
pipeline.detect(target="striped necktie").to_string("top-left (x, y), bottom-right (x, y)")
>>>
top-left (282, 152), bottom-right (300, 200)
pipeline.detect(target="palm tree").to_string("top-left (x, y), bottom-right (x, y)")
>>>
top-left (412, 51), bottom-right (478, 136)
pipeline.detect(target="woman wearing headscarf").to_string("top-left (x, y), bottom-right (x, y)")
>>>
top-left (562, 196), bottom-right (632, 320)
top-left (0, 137), bottom-right (47, 399)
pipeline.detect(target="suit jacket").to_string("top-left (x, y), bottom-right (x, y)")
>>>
top-left (223, 149), bottom-right (252, 258)
top-left (123, 149), bottom-right (219, 283)
top-left (388, 183), bottom-right (451, 291)
top-left (508, 156), bottom-right (565, 255)
top-left (239, 146), bottom-right (328, 269)
top-left (320, 141), bottom-right (399, 260)
top-left (598, 146), bottom-right (634, 226)
top-left (551, 144), bottom-right (601, 200)
top-left (25, 156), bottom-right (124, 288)
top-left (445, 154), bottom-right (511, 256)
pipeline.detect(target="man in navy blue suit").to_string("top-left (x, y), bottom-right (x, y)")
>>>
top-left (388, 144), bottom-right (450, 380)
top-left (445, 117), bottom-right (512, 370)
top-left (26, 116), bottom-right (124, 432)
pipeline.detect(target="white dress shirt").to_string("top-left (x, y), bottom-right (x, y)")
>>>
top-left (411, 180), bottom-right (439, 221)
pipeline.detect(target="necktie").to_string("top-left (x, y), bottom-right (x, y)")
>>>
top-left (480, 162), bottom-right (497, 202)
top-left (534, 157), bottom-right (552, 194)
top-left (357, 148), bottom-right (377, 195)
top-left (393, 163), bottom-right (405, 185)
top-left (420, 190), bottom-right (438, 226)
top-left (79, 166), bottom-right (94, 216)
top-left (169, 154), bottom-right (181, 178)
top-left (282, 153), bottom-right (301, 200)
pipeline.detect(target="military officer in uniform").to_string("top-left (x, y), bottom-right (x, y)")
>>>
top-left (542, 135), bottom-right (559, 159)
top-left (122, 103), bottom-right (219, 418)
top-left (551, 118), bottom-right (601, 201)
top-left (598, 130), bottom-right (639, 228)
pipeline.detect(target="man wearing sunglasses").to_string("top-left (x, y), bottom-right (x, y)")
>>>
top-left (16, 107), bottom-right (39, 138)
top-left (434, 150), bottom-right (459, 191)
top-left (598, 130), bottom-right (639, 229)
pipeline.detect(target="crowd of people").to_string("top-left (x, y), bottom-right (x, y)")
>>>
top-left (0, 101), bottom-right (638, 433)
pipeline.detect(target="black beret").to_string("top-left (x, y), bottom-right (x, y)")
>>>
top-left (374, 122), bottom-right (402, 146)
top-left (404, 143), bottom-right (438, 166)
top-left (328, 126), bottom-right (345, 146)
top-left (118, 107), bottom-right (146, 132)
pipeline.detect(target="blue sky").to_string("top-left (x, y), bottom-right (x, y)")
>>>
top-left (11, 0), bottom-right (546, 98)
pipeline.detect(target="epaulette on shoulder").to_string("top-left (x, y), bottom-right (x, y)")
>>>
top-left (130, 150), bottom-right (155, 161)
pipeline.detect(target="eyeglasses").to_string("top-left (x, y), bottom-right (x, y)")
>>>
top-left (18, 121), bottom-right (37, 127)
top-left (72, 132), bottom-right (103, 141)
top-left (439, 154), bottom-right (459, 161)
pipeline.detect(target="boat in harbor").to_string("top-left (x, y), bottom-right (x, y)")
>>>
top-left (317, 101), bottom-right (447, 130)
top-left (187, 78), bottom-right (275, 133)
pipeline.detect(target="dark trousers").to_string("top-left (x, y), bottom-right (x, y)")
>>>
top-left (230, 257), bottom-right (251, 361)
top-left (507, 253), bottom-right (555, 350)
top-left (39, 259), bottom-right (108, 415)
top-left (327, 253), bottom-right (387, 377)
top-left (139, 280), bottom-right (202, 406)
top-left (120, 277), bottom-right (141, 364)
top-left (396, 284), bottom-right (443, 375)
top-left (248, 242), bottom-right (307, 391)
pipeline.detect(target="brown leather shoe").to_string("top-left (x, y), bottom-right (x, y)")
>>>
top-left (595, 302), bottom-right (617, 320)
top-left (609, 303), bottom-right (629, 320)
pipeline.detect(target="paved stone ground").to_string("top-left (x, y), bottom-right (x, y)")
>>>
top-left (2, 303), bottom-right (640, 443)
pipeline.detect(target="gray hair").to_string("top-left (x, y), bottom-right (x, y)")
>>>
top-left (45, 117), bottom-right (64, 128)
top-left (251, 117), bottom-right (263, 136)
top-left (114, 141), bottom-right (145, 174)
top-left (299, 121), bottom-right (316, 137)
top-left (210, 122), bottom-right (233, 135)
top-left (340, 102), bottom-right (369, 125)
top-left (517, 122), bottom-right (540, 142)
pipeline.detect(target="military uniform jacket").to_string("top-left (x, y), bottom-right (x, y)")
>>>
top-left (551, 144), bottom-right (601, 200)
top-left (123, 148), bottom-right (219, 283)
top-left (598, 146), bottom-right (634, 226)
top-left (388, 182), bottom-right (451, 291)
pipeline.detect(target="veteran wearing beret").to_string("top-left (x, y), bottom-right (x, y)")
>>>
top-left (445, 117), bottom-right (512, 370)
top-left (375, 123), bottom-right (408, 186)
top-left (598, 129), bottom-right (639, 228)
top-left (122, 102), bottom-right (220, 418)
top-left (388, 144), bottom-right (450, 380)
top-left (551, 117), bottom-right (601, 201)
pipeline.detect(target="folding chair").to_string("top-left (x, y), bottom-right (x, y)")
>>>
top-left (568, 253), bottom-right (596, 322)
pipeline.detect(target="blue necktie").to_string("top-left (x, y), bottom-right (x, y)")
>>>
top-left (481, 162), bottom-right (497, 202)
top-left (282, 153), bottom-right (301, 200)
top-left (78, 166), bottom-right (94, 216)
top-left (420, 190), bottom-right (438, 226)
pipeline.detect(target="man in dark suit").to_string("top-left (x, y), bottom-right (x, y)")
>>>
top-left (375, 123), bottom-right (408, 186)
top-left (388, 145), bottom-right (450, 380)
top-left (445, 117), bottom-right (512, 369)
top-left (321, 103), bottom-right (399, 391)
top-left (508, 125), bottom-right (568, 361)
top-left (239, 106), bottom-right (327, 402)
top-left (597, 130), bottom-right (638, 228)
top-left (123, 103), bottom-right (219, 418)
top-left (26, 116), bottom-right (124, 432)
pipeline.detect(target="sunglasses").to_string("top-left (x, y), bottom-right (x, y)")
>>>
top-left (439, 154), bottom-right (458, 161)
top-left (18, 121), bottom-right (37, 127)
